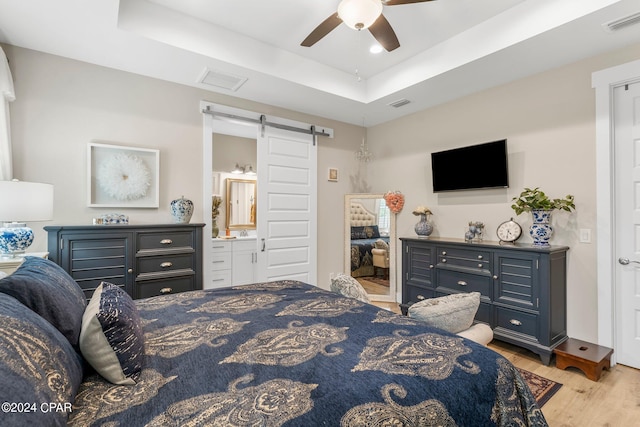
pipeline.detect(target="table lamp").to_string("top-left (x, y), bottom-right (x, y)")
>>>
top-left (0, 179), bottom-right (54, 257)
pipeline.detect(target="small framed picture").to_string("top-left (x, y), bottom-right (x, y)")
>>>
top-left (328, 168), bottom-right (338, 182)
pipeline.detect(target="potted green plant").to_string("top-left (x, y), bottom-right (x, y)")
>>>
top-left (511, 187), bottom-right (575, 246)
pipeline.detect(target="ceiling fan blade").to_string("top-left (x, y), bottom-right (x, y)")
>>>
top-left (301, 12), bottom-right (343, 47)
top-left (383, 0), bottom-right (435, 5)
top-left (368, 14), bottom-right (400, 52)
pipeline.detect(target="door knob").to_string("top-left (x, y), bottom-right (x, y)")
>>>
top-left (619, 257), bottom-right (640, 265)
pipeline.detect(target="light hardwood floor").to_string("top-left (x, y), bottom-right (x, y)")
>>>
top-left (374, 302), bottom-right (640, 426)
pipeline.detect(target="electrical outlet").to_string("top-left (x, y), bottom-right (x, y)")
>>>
top-left (579, 229), bottom-right (591, 243)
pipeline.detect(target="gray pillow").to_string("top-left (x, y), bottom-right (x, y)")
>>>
top-left (330, 274), bottom-right (370, 303)
top-left (408, 292), bottom-right (480, 333)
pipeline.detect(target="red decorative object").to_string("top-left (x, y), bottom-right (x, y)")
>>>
top-left (384, 191), bottom-right (405, 214)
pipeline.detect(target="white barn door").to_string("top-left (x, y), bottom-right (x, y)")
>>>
top-left (257, 126), bottom-right (317, 285)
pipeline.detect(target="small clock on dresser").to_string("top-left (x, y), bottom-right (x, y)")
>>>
top-left (496, 218), bottom-right (522, 243)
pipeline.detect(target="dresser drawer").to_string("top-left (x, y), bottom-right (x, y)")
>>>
top-left (436, 269), bottom-right (492, 299)
top-left (495, 307), bottom-right (538, 341)
top-left (135, 276), bottom-right (195, 299)
top-left (404, 285), bottom-right (435, 303)
top-left (211, 240), bottom-right (232, 253)
top-left (137, 230), bottom-right (195, 251)
top-left (437, 246), bottom-right (491, 271)
top-left (211, 252), bottom-right (232, 271)
top-left (137, 253), bottom-right (194, 274)
top-left (211, 270), bottom-right (231, 287)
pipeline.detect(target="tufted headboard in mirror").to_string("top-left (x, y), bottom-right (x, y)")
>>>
top-left (349, 202), bottom-right (376, 227)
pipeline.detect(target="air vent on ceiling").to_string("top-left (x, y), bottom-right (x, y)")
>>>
top-left (388, 98), bottom-right (411, 108)
top-left (602, 11), bottom-right (640, 32)
top-left (197, 68), bottom-right (248, 92)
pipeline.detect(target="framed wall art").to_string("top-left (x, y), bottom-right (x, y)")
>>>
top-left (88, 142), bottom-right (160, 208)
top-left (328, 167), bottom-right (338, 182)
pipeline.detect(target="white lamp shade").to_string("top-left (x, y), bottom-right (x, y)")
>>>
top-left (338, 0), bottom-right (383, 30)
top-left (0, 180), bottom-right (54, 222)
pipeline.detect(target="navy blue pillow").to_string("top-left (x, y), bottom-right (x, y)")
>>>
top-left (350, 225), bottom-right (381, 240)
top-left (0, 257), bottom-right (86, 352)
top-left (79, 282), bottom-right (144, 385)
top-left (0, 256), bottom-right (87, 350)
top-left (0, 292), bottom-right (83, 426)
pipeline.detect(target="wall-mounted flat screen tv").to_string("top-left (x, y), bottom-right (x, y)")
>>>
top-left (431, 139), bottom-right (509, 192)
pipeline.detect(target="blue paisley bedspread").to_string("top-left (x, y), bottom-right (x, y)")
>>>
top-left (69, 280), bottom-right (547, 426)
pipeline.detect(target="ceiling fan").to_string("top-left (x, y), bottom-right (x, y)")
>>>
top-left (301, 0), bottom-right (435, 52)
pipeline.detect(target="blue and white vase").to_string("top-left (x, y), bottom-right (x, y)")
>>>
top-left (170, 196), bottom-right (193, 224)
top-left (415, 214), bottom-right (433, 237)
top-left (529, 209), bottom-right (553, 246)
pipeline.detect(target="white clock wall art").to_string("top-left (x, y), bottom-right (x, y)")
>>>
top-left (88, 142), bottom-right (160, 208)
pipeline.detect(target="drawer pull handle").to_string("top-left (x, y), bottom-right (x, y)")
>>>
top-left (160, 262), bottom-right (173, 268)
top-left (457, 281), bottom-right (467, 286)
top-left (417, 295), bottom-right (426, 300)
top-left (509, 319), bottom-right (522, 326)
top-left (478, 263), bottom-right (483, 268)
top-left (493, 275), bottom-right (498, 280)
top-left (160, 287), bottom-right (173, 294)
top-left (128, 268), bottom-right (133, 274)
top-left (212, 260), bottom-right (225, 264)
top-left (212, 278), bottom-right (225, 282)
top-left (478, 255), bottom-right (483, 260)
top-left (429, 264), bottom-right (434, 269)
top-left (441, 251), bottom-right (447, 255)
top-left (442, 259), bottom-right (447, 263)
top-left (160, 239), bottom-right (173, 245)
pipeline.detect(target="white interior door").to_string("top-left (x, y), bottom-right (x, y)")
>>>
top-left (614, 81), bottom-right (640, 369)
top-left (257, 126), bottom-right (317, 285)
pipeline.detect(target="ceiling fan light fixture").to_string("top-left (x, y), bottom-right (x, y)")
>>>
top-left (338, 0), bottom-right (383, 30)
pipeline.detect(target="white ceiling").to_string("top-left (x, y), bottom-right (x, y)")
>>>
top-left (0, 0), bottom-right (639, 126)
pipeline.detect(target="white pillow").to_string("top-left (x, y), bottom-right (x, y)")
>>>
top-left (330, 274), bottom-right (370, 303)
top-left (408, 292), bottom-right (480, 334)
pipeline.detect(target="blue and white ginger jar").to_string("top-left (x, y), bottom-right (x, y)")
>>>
top-left (170, 196), bottom-right (194, 224)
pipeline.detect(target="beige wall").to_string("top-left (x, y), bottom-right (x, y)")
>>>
top-left (366, 42), bottom-right (640, 342)
top-left (212, 134), bottom-right (256, 173)
top-left (4, 45), bottom-right (363, 291)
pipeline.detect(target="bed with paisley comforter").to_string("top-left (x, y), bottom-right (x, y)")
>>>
top-left (0, 258), bottom-right (547, 426)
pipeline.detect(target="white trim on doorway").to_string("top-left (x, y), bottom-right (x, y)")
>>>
top-left (593, 58), bottom-right (640, 360)
top-left (200, 101), bottom-right (333, 289)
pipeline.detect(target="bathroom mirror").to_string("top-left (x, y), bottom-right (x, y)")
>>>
top-left (226, 178), bottom-right (257, 230)
top-left (344, 194), bottom-right (396, 302)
